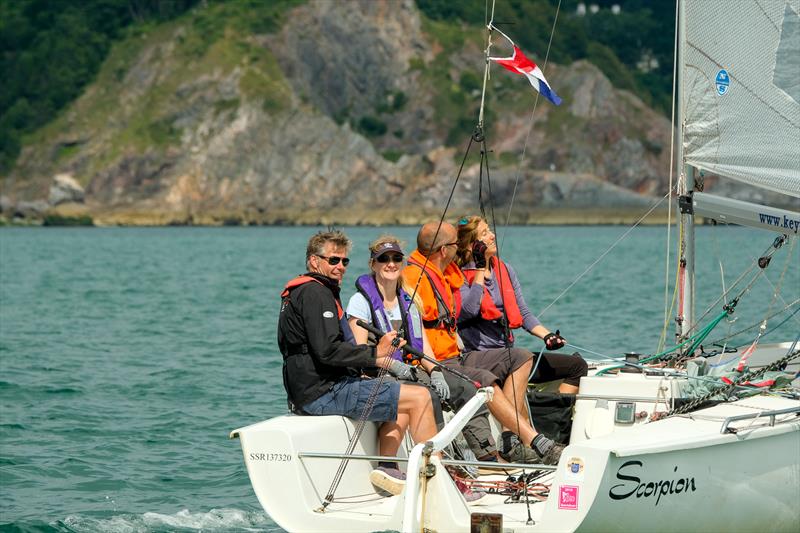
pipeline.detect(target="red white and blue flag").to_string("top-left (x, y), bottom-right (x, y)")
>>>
top-left (491, 45), bottom-right (562, 106)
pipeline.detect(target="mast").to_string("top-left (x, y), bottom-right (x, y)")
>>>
top-left (675, 0), bottom-right (695, 345)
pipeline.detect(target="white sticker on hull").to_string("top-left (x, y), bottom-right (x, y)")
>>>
top-left (565, 457), bottom-right (585, 481)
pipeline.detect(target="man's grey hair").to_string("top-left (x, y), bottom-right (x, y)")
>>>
top-left (306, 230), bottom-right (352, 262)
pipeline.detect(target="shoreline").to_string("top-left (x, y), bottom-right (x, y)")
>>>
top-left (1, 205), bottom-right (686, 227)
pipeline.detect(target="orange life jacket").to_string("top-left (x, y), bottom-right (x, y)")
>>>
top-left (281, 275), bottom-right (344, 318)
top-left (462, 257), bottom-right (523, 329)
top-left (402, 250), bottom-right (463, 361)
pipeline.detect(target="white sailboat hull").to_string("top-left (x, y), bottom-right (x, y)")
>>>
top-left (544, 397), bottom-right (800, 532)
top-left (232, 374), bottom-right (800, 532)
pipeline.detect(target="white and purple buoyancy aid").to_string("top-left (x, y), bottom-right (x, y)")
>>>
top-left (355, 274), bottom-right (424, 361)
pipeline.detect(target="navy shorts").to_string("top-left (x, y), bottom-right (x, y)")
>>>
top-left (302, 377), bottom-right (400, 422)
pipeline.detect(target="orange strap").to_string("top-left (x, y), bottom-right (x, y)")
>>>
top-left (281, 275), bottom-right (343, 318)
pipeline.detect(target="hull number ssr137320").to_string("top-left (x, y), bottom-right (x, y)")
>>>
top-left (609, 460), bottom-right (696, 506)
top-left (250, 452), bottom-right (292, 462)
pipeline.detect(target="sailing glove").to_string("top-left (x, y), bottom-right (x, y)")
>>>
top-left (472, 241), bottom-right (488, 269)
top-left (544, 330), bottom-right (566, 350)
top-left (429, 369), bottom-right (450, 400)
top-left (388, 359), bottom-right (416, 381)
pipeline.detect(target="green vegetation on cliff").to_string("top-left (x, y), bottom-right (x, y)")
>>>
top-left (1, 0), bottom-right (674, 178)
top-left (417, 0), bottom-right (674, 112)
top-left (0, 0), bottom-right (300, 174)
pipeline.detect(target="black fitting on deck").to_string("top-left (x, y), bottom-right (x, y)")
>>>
top-left (678, 194), bottom-right (693, 214)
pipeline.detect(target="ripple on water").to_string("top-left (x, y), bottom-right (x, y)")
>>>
top-left (0, 226), bottom-right (796, 532)
top-left (53, 508), bottom-right (276, 533)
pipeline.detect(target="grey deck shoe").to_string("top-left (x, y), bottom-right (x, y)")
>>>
top-left (498, 431), bottom-right (539, 464)
top-left (538, 442), bottom-right (565, 466)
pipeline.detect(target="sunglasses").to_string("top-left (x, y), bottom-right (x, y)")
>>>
top-left (441, 241), bottom-right (458, 249)
top-left (316, 254), bottom-right (350, 266)
top-left (376, 253), bottom-right (404, 264)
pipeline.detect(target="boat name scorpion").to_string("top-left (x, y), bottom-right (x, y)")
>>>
top-left (609, 460), bottom-right (696, 506)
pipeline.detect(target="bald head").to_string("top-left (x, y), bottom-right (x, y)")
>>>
top-left (417, 222), bottom-right (457, 256)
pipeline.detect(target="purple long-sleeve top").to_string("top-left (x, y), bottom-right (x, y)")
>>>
top-left (458, 260), bottom-right (541, 350)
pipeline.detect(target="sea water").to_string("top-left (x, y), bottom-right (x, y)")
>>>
top-left (1, 225), bottom-right (798, 532)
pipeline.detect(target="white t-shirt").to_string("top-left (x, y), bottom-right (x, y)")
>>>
top-left (346, 292), bottom-right (423, 336)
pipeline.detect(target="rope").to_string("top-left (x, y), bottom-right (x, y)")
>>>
top-left (659, 0), bottom-right (681, 355)
top-left (763, 236), bottom-right (796, 325)
top-left (681, 235), bottom-right (788, 337)
top-left (475, 90), bottom-right (529, 462)
top-left (658, 216), bottom-right (683, 353)
top-left (473, 8), bottom-right (562, 527)
top-left (319, 346), bottom-right (397, 509)
top-left (665, 348), bottom-right (800, 417)
top-left (593, 308), bottom-right (731, 375)
top-left (402, 134), bottom-right (477, 317)
top-left (538, 188), bottom-right (673, 317)
top-left (499, 0), bottom-right (562, 243)
top-left (707, 300), bottom-right (800, 347)
top-left (323, 128), bottom-right (481, 507)
top-left (478, 0), bottom-right (497, 129)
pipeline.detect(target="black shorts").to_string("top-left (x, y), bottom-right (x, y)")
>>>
top-left (531, 351), bottom-right (589, 387)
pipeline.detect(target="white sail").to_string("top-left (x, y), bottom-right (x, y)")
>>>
top-left (682, 0), bottom-right (800, 197)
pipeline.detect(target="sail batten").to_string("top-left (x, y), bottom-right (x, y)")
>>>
top-left (681, 0), bottom-right (800, 198)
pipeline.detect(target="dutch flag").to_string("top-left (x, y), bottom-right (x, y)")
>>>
top-left (491, 46), bottom-right (562, 106)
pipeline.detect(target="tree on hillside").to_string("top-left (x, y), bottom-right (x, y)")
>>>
top-left (0, 0), bottom-right (198, 173)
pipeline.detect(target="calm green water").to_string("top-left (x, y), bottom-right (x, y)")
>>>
top-left (1, 226), bottom-right (798, 531)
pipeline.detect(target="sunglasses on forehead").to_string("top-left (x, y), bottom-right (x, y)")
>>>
top-left (316, 254), bottom-right (350, 266)
top-left (376, 253), bottom-right (404, 264)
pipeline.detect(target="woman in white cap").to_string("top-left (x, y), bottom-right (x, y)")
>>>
top-left (346, 234), bottom-right (485, 502)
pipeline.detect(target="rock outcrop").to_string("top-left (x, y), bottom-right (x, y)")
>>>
top-left (0, 0), bottom-right (685, 225)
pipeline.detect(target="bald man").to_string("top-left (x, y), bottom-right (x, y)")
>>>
top-left (402, 222), bottom-right (564, 465)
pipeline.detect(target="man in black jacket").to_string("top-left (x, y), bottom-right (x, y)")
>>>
top-left (278, 230), bottom-right (438, 496)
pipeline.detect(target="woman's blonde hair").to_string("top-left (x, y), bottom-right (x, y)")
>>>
top-left (454, 215), bottom-right (484, 268)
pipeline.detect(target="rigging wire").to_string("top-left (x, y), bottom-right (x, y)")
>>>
top-left (658, 218), bottom-right (683, 352)
top-left (476, 3), bottom-right (529, 510)
top-left (708, 299), bottom-right (800, 347)
top-left (319, 131), bottom-right (482, 507)
top-left (537, 188), bottom-right (674, 317)
top-left (476, 3), bottom-right (562, 524)
top-left (681, 235), bottom-right (789, 337)
top-left (658, 0), bottom-right (682, 354)
top-left (758, 236), bottom-right (800, 326)
top-left (499, 0), bottom-right (562, 243)
top-left (318, 346), bottom-right (396, 510)
top-left (317, 127), bottom-right (502, 508)
top-left (760, 267), bottom-right (800, 327)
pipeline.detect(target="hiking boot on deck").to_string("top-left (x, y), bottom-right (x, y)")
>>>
top-left (370, 466), bottom-right (406, 496)
top-left (498, 431), bottom-right (539, 464)
top-left (538, 442), bottom-right (565, 466)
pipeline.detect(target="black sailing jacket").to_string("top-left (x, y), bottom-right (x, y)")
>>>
top-left (278, 272), bottom-right (376, 410)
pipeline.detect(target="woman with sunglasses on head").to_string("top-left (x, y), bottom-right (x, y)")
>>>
top-left (455, 216), bottom-right (588, 395)
top-left (346, 235), bottom-right (494, 501)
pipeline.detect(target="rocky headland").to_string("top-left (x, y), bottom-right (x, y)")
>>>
top-left (1, 0), bottom-right (775, 227)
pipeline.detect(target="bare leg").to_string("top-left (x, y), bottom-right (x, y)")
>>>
top-left (486, 384), bottom-right (537, 444)
top-left (379, 414), bottom-right (409, 456)
top-left (397, 384), bottom-right (437, 444)
top-left (502, 359), bottom-right (533, 424)
top-left (558, 382), bottom-right (579, 394)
